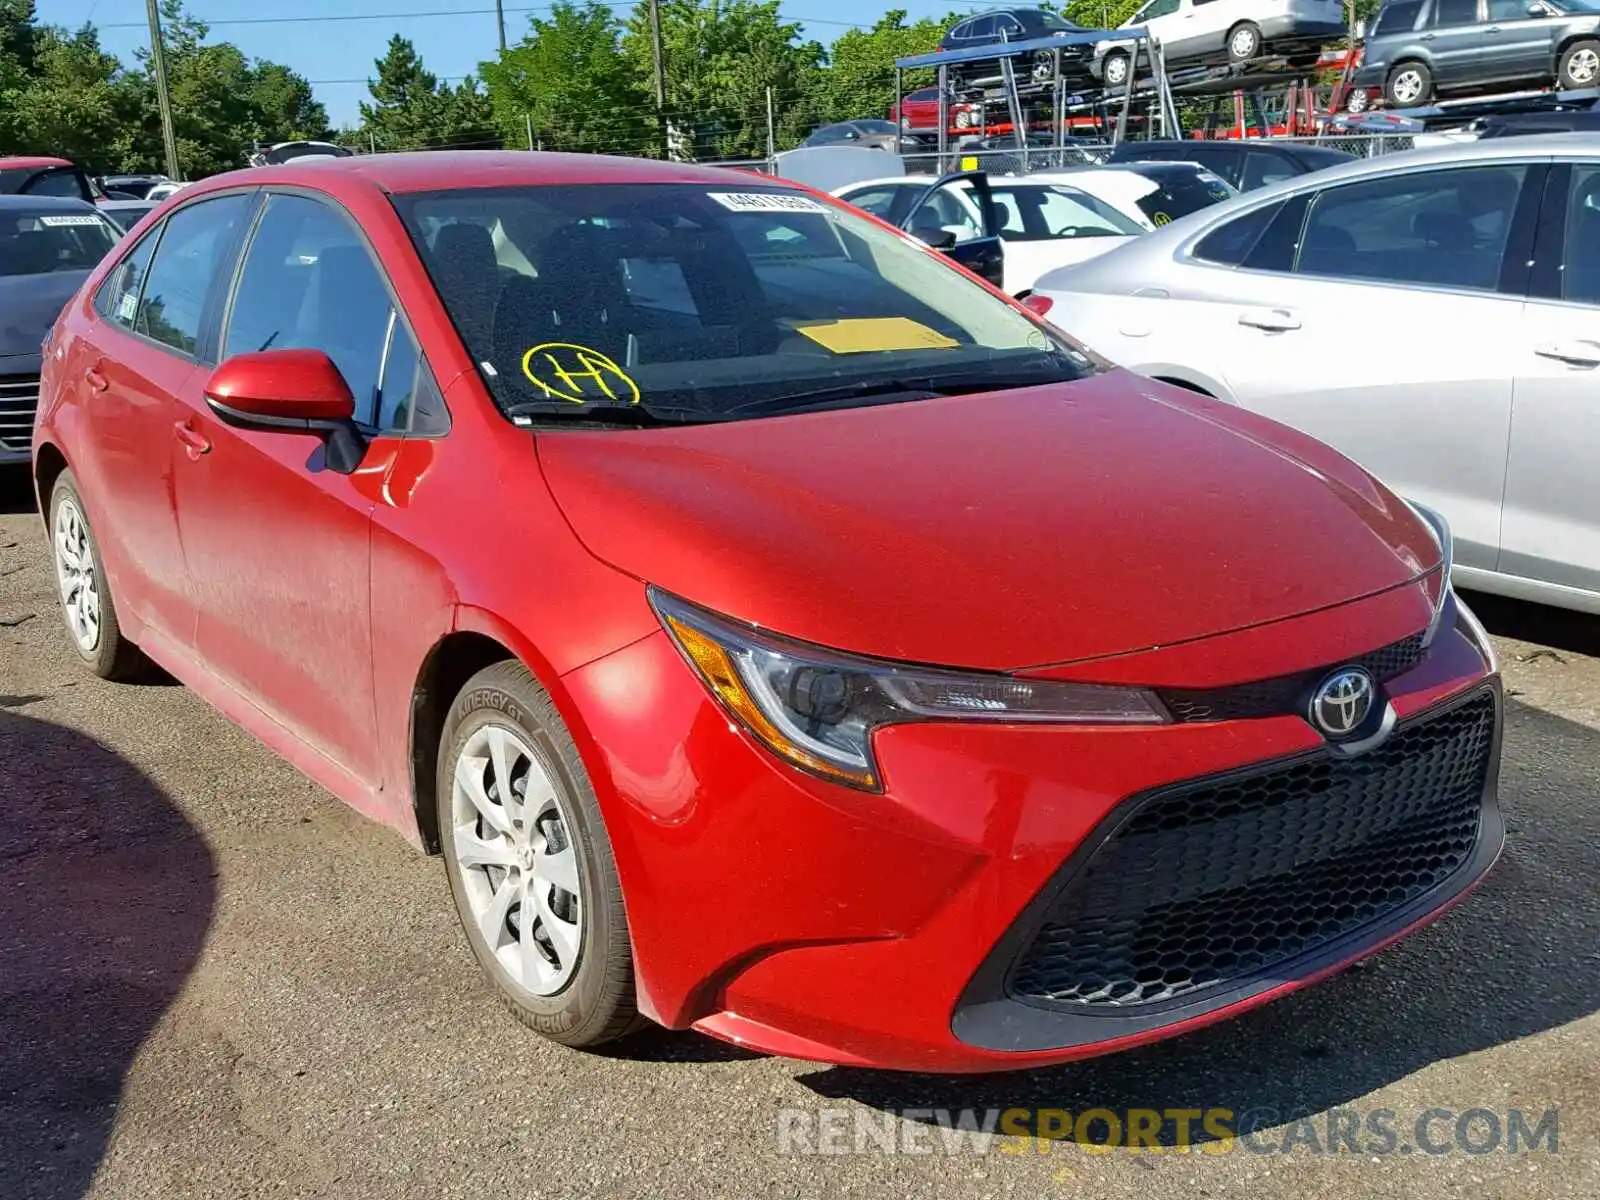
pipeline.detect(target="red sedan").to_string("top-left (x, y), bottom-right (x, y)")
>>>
top-left (31, 152), bottom-right (1503, 1072)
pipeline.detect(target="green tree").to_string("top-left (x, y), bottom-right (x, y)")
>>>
top-left (821, 9), bottom-right (951, 125)
top-left (480, 2), bottom-right (653, 155)
top-left (0, 23), bottom-right (132, 166)
top-left (621, 0), bottom-right (825, 159)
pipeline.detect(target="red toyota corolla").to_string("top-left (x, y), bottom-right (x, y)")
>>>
top-left (31, 152), bottom-right (1503, 1072)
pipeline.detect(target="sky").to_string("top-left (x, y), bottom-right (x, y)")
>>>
top-left (47, 0), bottom-right (990, 128)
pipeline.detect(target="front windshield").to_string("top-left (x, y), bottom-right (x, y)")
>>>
top-left (991, 184), bottom-right (1145, 240)
top-left (1127, 169), bottom-right (1237, 225)
top-left (394, 183), bottom-right (1094, 424)
top-left (0, 209), bottom-right (118, 276)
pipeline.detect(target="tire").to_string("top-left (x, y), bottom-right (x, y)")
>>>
top-left (1559, 39), bottom-right (1600, 89)
top-left (437, 660), bottom-right (640, 1047)
top-left (1227, 22), bottom-right (1263, 64)
top-left (954, 107), bottom-right (975, 129)
top-left (1386, 61), bottom-right (1433, 107)
top-left (1031, 49), bottom-right (1054, 83)
top-left (48, 470), bottom-right (150, 680)
top-left (1345, 87), bottom-right (1371, 114)
top-left (1102, 50), bottom-right (1130, 88)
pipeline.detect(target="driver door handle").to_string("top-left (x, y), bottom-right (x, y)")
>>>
top-left (1535, 340), bottom-right (1600, 367)
top-left (84, 368), bottom-right (108, 393)
top-left (1238, 307), bottom-right (1301, 332)
top-left (173, 420), bottom-right (212, 459)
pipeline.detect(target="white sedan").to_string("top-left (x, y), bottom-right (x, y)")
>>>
top-left (834, 162), bottom-right (1235, 293)
top-left (1031, 134), bottom-right (1600, 615)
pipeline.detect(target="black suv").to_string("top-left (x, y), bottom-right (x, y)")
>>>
top-left (1108, 138), bottom-right (1356, 191)
top-left (939, 8), bottom-right (1095, 91)
top-left (1355, 0), bottom-right (1600, 107)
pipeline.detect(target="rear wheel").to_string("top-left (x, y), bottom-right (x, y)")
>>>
top-left (48, 471), bottom-right (150, 681)
top-left (437, 661), bottom-right (640, 1047)
top-left (1227, 22), bottom-right (1263, 63)
top-left (1386, 61), bottom-right (1433, 106)
top-left (1559, 39), bottom-right (1600, 88)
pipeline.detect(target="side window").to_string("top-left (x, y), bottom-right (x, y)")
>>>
top-left (1242, 150), bottom-right (1297, 191)
top-left (948, 20), bottom-right (970, 39)
top-left (375, 316), bottom-right (450, 435)
top-left (1561, 165), bottom-right (1600, 305)
top-left (25, 170), bottom-right (89, 200)
top-left (1432, 0), bottom-right (1480, 26)
top-left (1191, 200), bottom-right (1285, 265)
top-left (1486, 0), bottom-right (1529, 18)
top-left (136, 194), bottom-right (253, 356)
top-left (1145, 0), bottom-right (1182, 18)
top-left (224, 192), bottom-right (443, 434)
top-left (1296, 165), bottom-right (1528, 291)
top-left (996, 15), bottom-right (1023, 37)
top-left (844, 187), bottom-right (904, 219)
top-left (967, 16), bottom-right (997, 37)
top-left (1374, 0), bottom-right (1423, 33)
top-left (95, 224), bottom-right (162, 327)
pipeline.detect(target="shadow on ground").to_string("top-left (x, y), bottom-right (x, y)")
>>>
top-left (797, 696), bottom-right (1600, 1143)
top-left (1, 468), bottom-right (37, 517)
top-left (0, 710), bottom-right (216, 1199)
top-left (1461, 587), bottom-right (1600, 660)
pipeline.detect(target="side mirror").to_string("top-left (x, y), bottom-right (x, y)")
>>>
top-left (913, 227), bottom-right (958, 250)
top-left (1528, 2), bottom-right (1546, 12)
top-left (203, 348), bottom-right (367, 474)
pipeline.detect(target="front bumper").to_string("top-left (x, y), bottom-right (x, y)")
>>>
top-left (560, 585), bottom-right (1500, 1072)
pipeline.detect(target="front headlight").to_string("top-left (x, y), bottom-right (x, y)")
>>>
top-left (1406, 500), bottom-right (1454, 648)
top-left (651, 590), bottom-right (1169, 791)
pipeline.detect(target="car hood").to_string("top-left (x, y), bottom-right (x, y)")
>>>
top-left (536, 371), bottom-right (1440, 671)
top-left (0, 270), bottom-right (89, 357)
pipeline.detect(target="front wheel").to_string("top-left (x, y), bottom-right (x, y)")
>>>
top-left (1386, 61), bottom-right (1433, 106)
top-left (1227, 22), bottom-right (1263, 63)
top-left (1559, 39), bottom-right (1600, 89)
top-left (437, 661), bottom-right (640, 1047)
top-left (1101, 50), bottom-right (1130, 88)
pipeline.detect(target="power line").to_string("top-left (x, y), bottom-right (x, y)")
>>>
top-left (100, 4), bottom-right (867, 30)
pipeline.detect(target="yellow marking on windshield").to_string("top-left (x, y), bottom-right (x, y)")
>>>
top-left (1151, 211), bottom-right (1173, 227)
top-left (794, 318), bottom-right (961, 354)
top-left (520, 342), bottom-right (640, 405)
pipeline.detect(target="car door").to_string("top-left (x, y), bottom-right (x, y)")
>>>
top-left (1501, 160), bottom-right (1600, 595)
top-left (1183, 0), bottom-right (1232, 56)
top-left (902, 172), bottom-right (1005, 288)
top-left (1138, 0), bottom-right (1190, 57)
top-left (170, 190), bottom-right (402, 786)
top-left (1204, 161), bottom-right (1540, 572)
top-left (1483, 0), bottom-right (1563, 82)
top-left (1428, 0), bottom-right (1499, 86)
top-left (69, 193), bottom-right (255, 647)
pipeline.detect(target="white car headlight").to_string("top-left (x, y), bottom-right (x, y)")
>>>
top-left (652, 590), bottom-right (1170, 791)
top-left (1407, 500), bottom-right (1454, 648)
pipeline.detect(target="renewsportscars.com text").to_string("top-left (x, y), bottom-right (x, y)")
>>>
top-left (775, 1106), bottom-right (1560, 1158)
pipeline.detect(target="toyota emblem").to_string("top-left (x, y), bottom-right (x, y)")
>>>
top-left (1309, 668), bottom-right (1375, 739)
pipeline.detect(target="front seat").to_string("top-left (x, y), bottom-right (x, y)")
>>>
top-left (428, 223), bottom-right (500, 355)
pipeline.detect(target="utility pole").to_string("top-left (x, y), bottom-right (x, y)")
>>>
top-left (765, 86), bottom-right (775, 162)
top-left (145, 0), bottom-right (181, 180)
top-left (648, 0), bottom-right (667, 156)
top-left (495, 0), bottom-right (507, 53)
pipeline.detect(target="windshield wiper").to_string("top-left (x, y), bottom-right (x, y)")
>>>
top-left (504, 402), bottom-right (706, 427)
top-left (716, 363), bottom-right (1082, 419)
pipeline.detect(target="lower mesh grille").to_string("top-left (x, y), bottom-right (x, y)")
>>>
top-left (1011, 690), bottom-right (1496, 1009)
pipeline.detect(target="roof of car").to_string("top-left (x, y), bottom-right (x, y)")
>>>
top-left (191, 151), bottom-right (785, 198)
top-left (0, 156), bottom-right (75, 170)
top-left (0, 193), bottom-right (99, 211)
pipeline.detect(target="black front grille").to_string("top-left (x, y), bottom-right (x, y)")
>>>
top-left (1011, 690), bottom-right (1496, 1010)
top-left (1156, 632), bottom-right (1427, 723)
top-left (0, 372), bottom-right (40, 452)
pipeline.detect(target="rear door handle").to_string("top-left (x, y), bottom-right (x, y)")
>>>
top-left (1238, 307), bottom-right (1302, 332)
top-left (84, 368), bottom-right (108, 393)
top-left (173, 420), bottom-right (212, 459)
top-left (1420, 31), bottom-right (1436, 40)
top-left (1535, 339), bottom-right (1600, 367)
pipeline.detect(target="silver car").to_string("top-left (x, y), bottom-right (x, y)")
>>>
top-left (1033, 132), bottom-right (1600, 614)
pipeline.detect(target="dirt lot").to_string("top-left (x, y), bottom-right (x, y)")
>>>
top-left (2, 472), bottom-right (1597, 1199)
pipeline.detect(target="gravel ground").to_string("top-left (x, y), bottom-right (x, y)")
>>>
top-left (2, 470), bottom-right (1598, 1199)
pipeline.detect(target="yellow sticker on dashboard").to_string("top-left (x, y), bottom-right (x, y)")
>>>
top-left (794, 318), bottom-right (960, 354)
top-left (521, 342), bottom-right (640, 405)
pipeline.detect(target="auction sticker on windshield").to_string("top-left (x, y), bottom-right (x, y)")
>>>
top-left (795, 317), bottom-right (960, 354)
top-left (708, 192), bottom-right (827, 214)
top-left (39, 215), bottom-right (102, 227)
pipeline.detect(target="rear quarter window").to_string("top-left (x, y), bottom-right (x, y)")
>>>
top-left (1373, 0), bottom-right (1424, 33)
